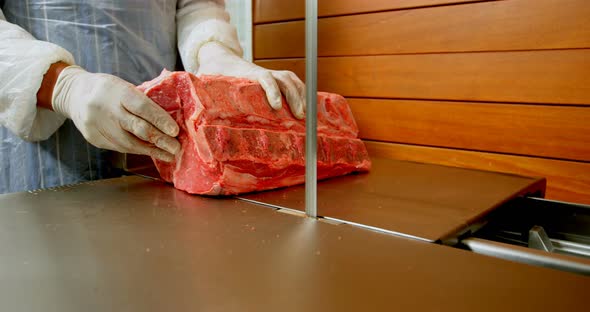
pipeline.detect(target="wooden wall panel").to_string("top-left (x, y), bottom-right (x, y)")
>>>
top-left (254, 0), bottom-right (490, 23)
top-left (365, 141), bottom-right (590, 205)
top-left (256, 50), bottom-right (590, 105)
top-left (254, 0), bottom-right (590, 203)
top-left (255, 0), bottom-right (590, 58)
top-left (348, 99), bottom-right (590, 162)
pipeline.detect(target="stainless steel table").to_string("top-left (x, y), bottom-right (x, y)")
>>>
top-left (0, 175), bottom-right (586, 311)
top-left (241, 157), bottom-right (545, 242)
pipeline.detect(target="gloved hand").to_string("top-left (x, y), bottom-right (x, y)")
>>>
top-left (51, 66), bottom-right (180, 162)
top-left (197, 42), bottom-right (306, 119)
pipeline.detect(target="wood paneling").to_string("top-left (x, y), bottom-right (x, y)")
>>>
top-left (255, 0), bottom-right (590, 58)
top-left (256, 49), bottom-right (590, 105)
top-left (348, 99), bottom-right (590, 162)
top-left (254, 0), bottom-right (590, 204)
top-left (365, 141), bottom-right (590, 204)
top-left (254, 0), bottom-right (490, 24)
top-left (256, 22), bottom-right (304, 59)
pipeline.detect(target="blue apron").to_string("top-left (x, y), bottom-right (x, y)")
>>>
top-left (0, 0), bottom-right (178, 193)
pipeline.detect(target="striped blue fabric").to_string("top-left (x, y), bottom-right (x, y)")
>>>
top-left (0, 0), bottom-right (179, 194)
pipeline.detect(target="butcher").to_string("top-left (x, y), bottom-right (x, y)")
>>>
top-left (0, 1), bottom-right (305, 194)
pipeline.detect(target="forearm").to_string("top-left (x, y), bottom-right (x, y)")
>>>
top-left (1, 8), bottom-right (72, 111)
top-left (176, 0), bottom-right (243, 73)
top-left (36, 61), bottom-right (70, 111)
top-left (0, 11), bottom-right (75, 141)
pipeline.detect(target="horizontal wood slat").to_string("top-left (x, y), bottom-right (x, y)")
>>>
top-left (255, 0), bottom-right (590, 58)
top-left (348, 99), bottom-right (590, 162)
top-left (365, 141), bottom-right (590, 204)
top-left (255, 50), bottom-right (590, 105)
top-left (254, 0), bottom-right (490, 24)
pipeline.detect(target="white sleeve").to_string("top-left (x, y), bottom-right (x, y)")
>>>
top-left (176, 0), bottom-right (243, 73)
top-left (0, 9), bottom-right (76, 141)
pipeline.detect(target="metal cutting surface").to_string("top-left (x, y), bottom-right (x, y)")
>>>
top-left (0, 175), bottom-right (586, 311)
top-left (240, 157), bottom-right (546, 242)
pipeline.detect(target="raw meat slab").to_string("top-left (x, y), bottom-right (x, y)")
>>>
top-left (138, 70), bottom-right (371, 195)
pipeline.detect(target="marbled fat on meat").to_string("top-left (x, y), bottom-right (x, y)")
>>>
top-left (137, 70), bottom-right (371, 195)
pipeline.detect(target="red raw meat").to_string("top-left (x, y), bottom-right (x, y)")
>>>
top-left (137, 70), bottom-right (371, 195)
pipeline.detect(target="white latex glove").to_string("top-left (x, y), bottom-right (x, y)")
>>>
top-left (197, 42), bottom-right (306, 119)
top-left (51, 66), bottom-right (181, 162)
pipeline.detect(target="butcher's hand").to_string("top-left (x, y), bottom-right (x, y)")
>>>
top-left (197, 42), bottom-right (306, 119)
top-left (51, 66), bottom-right (180, 162)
